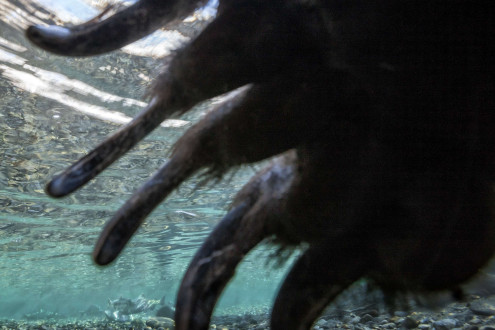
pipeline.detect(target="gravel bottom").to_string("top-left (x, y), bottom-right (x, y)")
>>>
top-left (2, 294), bottom-right (495, 329)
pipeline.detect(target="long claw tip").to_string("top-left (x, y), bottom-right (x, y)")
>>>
top-left (45, 176), bottom-right (72, 198)
top-left (93, 245), bottom-right (115, 266)
top-left (26, 25), bottom-right (71, 44)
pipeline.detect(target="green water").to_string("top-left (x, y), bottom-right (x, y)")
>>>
top-left (0, 0), bottom-right (292, 320)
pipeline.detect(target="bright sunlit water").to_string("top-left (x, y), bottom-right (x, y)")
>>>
top-left (0, 0), bottom-right (293, 321)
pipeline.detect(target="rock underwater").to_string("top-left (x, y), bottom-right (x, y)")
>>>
top-left (26, 1), bottom-right (495, 329)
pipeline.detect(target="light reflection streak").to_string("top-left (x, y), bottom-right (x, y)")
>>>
top-left (122, 30), bottom-right (189, 58)
top-left (0, 0), bottom-right (51, 31)
top-left (0, 47), bottom-right (26, 66)
top-left (0, 46), bottom-right (188, 127)
top-left (0, 36), bottom-right (27, 52)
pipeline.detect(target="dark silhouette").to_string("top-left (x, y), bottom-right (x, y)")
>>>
top-left (26, 1), bottom-right (495, 329)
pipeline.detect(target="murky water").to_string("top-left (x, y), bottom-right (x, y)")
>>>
top-left (0, 0), bottom-right (291, 321)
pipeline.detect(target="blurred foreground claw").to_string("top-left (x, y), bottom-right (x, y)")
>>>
top-left (46, 97), bottom-right (168, 197)
top-left (175, 151), bottom-right (297, 329)
top-left (26, 0), bottom-right (208, 56)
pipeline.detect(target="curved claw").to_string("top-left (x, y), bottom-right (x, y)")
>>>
top-left (93, 150), bottom-right (196, 265)
top-left (271, 240), bottom-right (368, 330)
top-left (45, 96), bottom-right (175, 197)
top-left (26, 0), bottom-right (207, 56)
top-left (175, 152), bottom-right (297, 330)
top-left (175, 202), bottom-right (257, 330)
